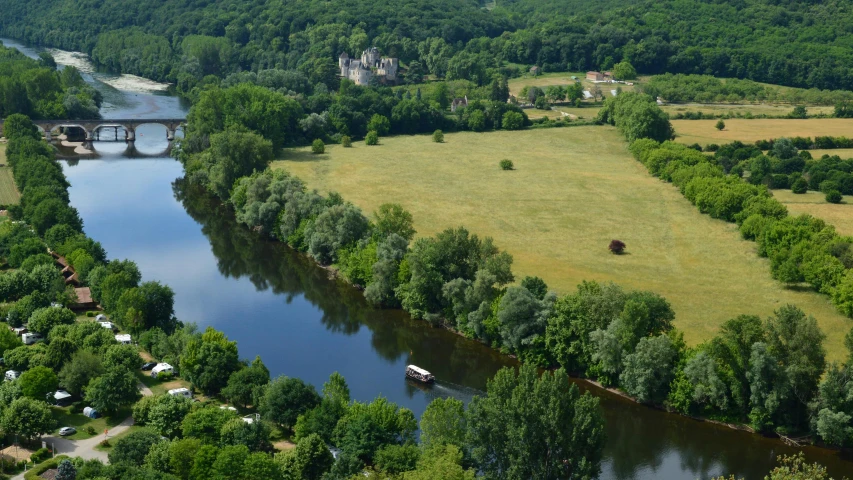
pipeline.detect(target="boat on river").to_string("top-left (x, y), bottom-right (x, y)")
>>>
top-left (405, 365), bottom-right (434, 383)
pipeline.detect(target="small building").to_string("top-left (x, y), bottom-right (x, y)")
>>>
top-left (603, 71), bottom-right (613, 80)
top-left (529, 66), bottom-right (541, 76)
top-left (151, 363), bottom-right (173, 377)
top-left (22, 332), bottom-right (42, 345)
top-left (72, 287), bottom-right (97, 311)
top-left (51, 390), bottom-right (72, 406)
top-left (168, 387), bottom-right (192, 399)
top-left (450, 96), bottom-right (468, 113)
top-left (115, 334), bottom-right (131, 345)
top-left (586, 71), bottom-right (604, 82)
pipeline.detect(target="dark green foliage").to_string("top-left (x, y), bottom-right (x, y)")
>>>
top-left (432, 130), bottom-right (444, 143)
top-left (341, 135), bottom-right (352, 147)
top-left (499, 159), bottom-right (513, 170)
top-left (598, 92), bottom-right (674, 143)
top-left (180, 327), bottom-right (240, 395)
top-left (365, 130), bottom-right (379, 146)
top-left (221, 356), bottom-right (270, 408)
top-left (19, 366), bottom-right (58, 400)
top-left (311, 139), bottom-right (325, 154)
top-left (109, 429), bottom-right (164, 466)
top-left (333, 397), bottom-right (416, 464)
top-left (258, 376), bottom-right (321, 429)
top-left (466, 365), bottom-right (605, 479)
top-left (85, 367), bottom-right (143, 414)
top-left (0, 397), bottom-right (54, 439)
top-left (827, 190), bottom-right (843, 204)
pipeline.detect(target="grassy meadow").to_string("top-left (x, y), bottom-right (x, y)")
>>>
top-left (274, 127), bottom-right (853, 360)
top-left (673, 118), bottom-right (853, 146)
top-left (0, 144), bottom-right (20, 205)
top-left (773, 189), bottom-right (853, 237)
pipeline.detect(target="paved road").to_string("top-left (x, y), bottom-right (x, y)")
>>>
top-left (9, 383), bottom-right (153, 479)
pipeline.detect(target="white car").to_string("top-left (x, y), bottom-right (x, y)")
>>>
top-left (58, 427), bottom-right (76, 436)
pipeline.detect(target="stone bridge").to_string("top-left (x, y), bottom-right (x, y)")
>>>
top-left (0, 118), bottom-right (186, 142)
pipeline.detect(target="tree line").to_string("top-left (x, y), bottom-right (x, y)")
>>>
top-left (5, 0), bottom-right (853, 97)
top-left (0, 44), bottom-right (101, 119)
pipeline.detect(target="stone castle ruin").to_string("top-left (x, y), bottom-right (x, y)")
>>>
top-left (339, 47), bottom-right (399, 86)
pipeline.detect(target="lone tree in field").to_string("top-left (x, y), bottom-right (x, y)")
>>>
top-left (432, 130), bottom-right (444, 143)
top-left (311, 139), bottom-right (325, 154)
top-left (366, 131), bottom-right (379, 146)
top-left (341, 135), bottom-right (352, 147)
top-left (609, 239), bottom-right (626, 254)
top-left (499, 159), bottom-right (514, 170)
top-left (715, 119), bottom-right (726, 131)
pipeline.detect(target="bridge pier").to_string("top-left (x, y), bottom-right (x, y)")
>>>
top-left (125, 126), bottom-right (136, 142)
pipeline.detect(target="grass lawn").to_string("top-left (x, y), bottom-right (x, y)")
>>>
top-left (672, 118), bottom-right (853, 146)
top-left (507, 71), bottom-right (639, 98)
top-left (274, 127), bottom-right (853, 360)
top-left (663, 103), bottom-right (833, 119)
top-left (773, 189), bottom-right (853, 237)
top-left (0, 145), bottom-right (20, 205)
top-left (136, 371), bottom-right (192, 397)
top-left (51, 407), bottom-right (131, 440)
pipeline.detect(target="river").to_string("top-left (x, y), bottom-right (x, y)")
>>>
top-left (4, 37), bottom-right (853, 479)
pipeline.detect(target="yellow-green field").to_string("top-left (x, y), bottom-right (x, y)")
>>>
top-left (274, 128), bottom-right (852, 360)
top-left (773, 189), bottom-right (853, 237)
top-left (673, 118), bottom-right (853, 146)
top-left (808, 148), bottom-right (853, 159)
top-left (665, 104), bottom-right (834, 118)
top-left (0, 144), bottom-right (20, 205)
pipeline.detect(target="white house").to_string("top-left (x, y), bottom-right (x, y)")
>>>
top-left (151, 363), bottom-right (173, 377)
top-left (115, 334), bottom-right (131, 345)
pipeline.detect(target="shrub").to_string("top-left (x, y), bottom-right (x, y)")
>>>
top-left (826, 190), bottom-right (843, 204)
top-left (311, 139), bottom-right (324, 154)
top-left (705, 143), bottom-right (720, 152)
top-left (31, 448), bottom-right (51, 464)
top-left (503, 111), bottom-right (524, 130)
top-left (609, 239), bottom-right (626, 254)
top-left (499, 159), bottom-right (514, 170)
top-left (791, 177), bottom-right (808, 194)
top-left (156, 371), bottom-right (172, 381)
top-left (365, 131), bottom-right (379, 146)
top-left (432, 130), bottom-right (444, 143)
top-left (85, 425), bottom-right (96, 435)
top-left (341, 135), bottom-right (352, 147)
top-left (715, 120), bottom-right (725, 131)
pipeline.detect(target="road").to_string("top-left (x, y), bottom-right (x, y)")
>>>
top-left (9, 383), bottom-right (153, 479)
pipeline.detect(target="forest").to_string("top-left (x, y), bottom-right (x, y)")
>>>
top-left (5, 0), bottom-right (853, 96)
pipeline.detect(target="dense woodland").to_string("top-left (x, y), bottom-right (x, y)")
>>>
top-left (5, 0), bottom-right (853, 96)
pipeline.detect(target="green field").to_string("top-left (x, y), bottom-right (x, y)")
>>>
top-left (0, 144), bottom-right (20, 205)
top-left (773, 189), bottom-right (853, 237)
top-left (274, 127), bottom-right (852, 360)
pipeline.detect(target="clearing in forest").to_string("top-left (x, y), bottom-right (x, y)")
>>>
top-left (773, 189), bottom-right (853, 237)
top-left (0, 144), bottom-right (20, 205)
top-left (673, 118), bottom-right (853, 146)
top-left (274, 127), bottom-right (852, 360)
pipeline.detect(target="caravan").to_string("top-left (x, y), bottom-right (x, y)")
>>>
top-left (22, 332), bottom-right (42, 345)
top-left (168, 388), bottom-right (192, 399)
top-left (151, 363), bottom-right (173, 378)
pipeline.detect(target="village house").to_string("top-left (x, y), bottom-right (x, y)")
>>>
top-left (339, 47), bottom-right (399, 86)
top-left (586, 71), bottom-right (604, 82)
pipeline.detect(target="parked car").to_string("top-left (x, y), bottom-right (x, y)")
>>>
top-left (59, 427), bottom-right (76, 436)
top-left (141, 362), bottom-right (157, 371)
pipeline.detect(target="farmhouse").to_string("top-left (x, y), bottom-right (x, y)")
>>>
top-left (339, 47), bottom-right (399, 86)
top-left (586, 71), bottom-right (604, 81)
top-left (72, 287), bottom-right (97, 310)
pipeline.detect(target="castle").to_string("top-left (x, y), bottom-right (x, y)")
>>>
top-left (339, 47), bottom-right (399, 86)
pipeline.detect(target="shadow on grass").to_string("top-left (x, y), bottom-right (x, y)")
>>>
top-left (783, 284), bottom-right (816, 293)
top-left (281, 150), bottom-right (330, 163)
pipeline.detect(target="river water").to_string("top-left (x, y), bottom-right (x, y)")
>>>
top-left (5, 37), bottom-right (853, 479)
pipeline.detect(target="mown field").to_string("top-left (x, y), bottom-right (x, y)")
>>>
top-left (673, 118), bottom-right (853, 146)
top-left (274, 127), bottom-right (852, 360)
top-left (774, 190), bottom-right (853, 237)
top-left (0, 144), bottom-right (20, 205)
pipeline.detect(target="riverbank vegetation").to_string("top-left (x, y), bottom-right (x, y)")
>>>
top-left (0, 44), bottom-right (101, 120)
top-left (176, 85), bottom-right (853, 445)
top-left (1, 113), bottom-right (608, 480)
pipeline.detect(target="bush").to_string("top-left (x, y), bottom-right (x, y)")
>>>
top-left (30, 448), bottom-right (51, 463)
top-left (311, 139), bottom-right (324, 154)
top-left (705, 144), bottom-right (720, 152)
top-left (503, 111), bottom-right (524, 130)
top-left (432, 130), bottom-right (444, 143)
top-left (826, 190), bottom-right (843, 203)
top-left (499, 159), bottom-right (514, 170)
top-left (791, 177), bottom-right (808, 194)
top-left (85, 425), bottom-right (96, 435)
top-left (715, 120), bottom-right (725, 131)
top-left (609, 239), bottom-right (626, 254)
top-left (85, 311), bottom-right (95, 317)
top-left (365, 131), bottom-right (379, 146)
top-left (341, 135), bottom-right (352, 147)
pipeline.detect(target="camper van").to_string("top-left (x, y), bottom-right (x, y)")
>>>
top-left (150, 363), bottom-right (173, 378)
top-left (4, 370), bottom-right (20, 381)
top-left (115, 334), bottom-right (132, 345)
top-left (168, 388), bottom-right (192, 399)
top-left (22, 333), bottom-right (42, 345)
